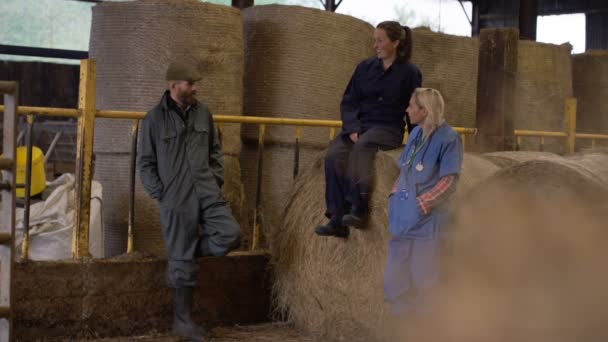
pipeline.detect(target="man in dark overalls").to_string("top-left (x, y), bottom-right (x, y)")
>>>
top-left (139, 61), bottom-right (241, 340)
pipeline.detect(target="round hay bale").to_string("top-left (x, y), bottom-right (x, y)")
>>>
top-left (241, 5), bottom-right (374, 239)
top-left (89, 0), bottom-right (246, 256)
top-left (271, 150), bottom-right (499, 340)
top-left (514, 41), bottom-right (573, 153)
top-left (482, 151), bottom-right (560, 168)
top-left (411, 28), bottom-right (479, 128)
top-left (573, 50), bottom-right (608, 139)
top-left (242, 4), bottom-right (374, 144)
top-left (434, 152), bottom-right (608, 342)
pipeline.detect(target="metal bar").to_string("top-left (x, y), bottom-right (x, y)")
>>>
top-left (21, 115), bottom-right (35, 260)
top-left (251, 124), bottom-right (266, 251)
top-left (72, 60), bottom-right (96, 259)
top-left (514, 130), bottom-right (568, 138)
top-left (217, 123), bottom-right (223, 147)
top-left (44, 131), bottom-right (62, 164)
top-left (4, 105), bottom-right (479, 136)
top-left (564, 97), bottom-right (577, 154)
top-left (460, 133), bottom-right (467, 152)
top-left (540, 137), bottom-right (545, 152)
top-left (591, 139), bottom-right (596, 148)
top-left (0, 44), bottom-right (88, 60)
top-left (293, 126), bottom-right (301, 179)
top-left (0, 82), bottom-right (17, 95)
top-left (11, 106), bottom-right (79, 118)
top-left (516, 136), bottom-right (522, 151)
top-left (329, 127), bottom-right (336, 142)
top-left (16, 130), bottom-right (24, 146)
top-left (575, 133), bottom-right (608, 140)
top-left (1, 81), bottom-right (18, 342)
top-left (0, 105), bottom-right (79, 118)
top-left (0, 158), bottom-right (13, 171)
top-left (0, 233), bottom-right (10, 245)
top-left (127, 120), bottom-right (139, 254)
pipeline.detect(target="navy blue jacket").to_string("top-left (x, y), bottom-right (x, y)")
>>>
top-left (340, 58), bottom-right (422, 135)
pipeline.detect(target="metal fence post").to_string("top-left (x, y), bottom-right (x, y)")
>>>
top-left (0, 80), bottom-right (18, 342)
top-left (72, 59), bottom-right (96, 258)
top-left (564, 97), bottom-right (577, 154)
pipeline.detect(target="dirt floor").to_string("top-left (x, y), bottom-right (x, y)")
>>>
top-left (72, 323), bottom-right (315, 342)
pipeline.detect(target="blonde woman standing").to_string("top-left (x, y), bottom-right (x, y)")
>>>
top-left (384, 88), bottom-right (463, 324)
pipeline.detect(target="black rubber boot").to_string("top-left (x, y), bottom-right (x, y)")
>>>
top-left (172, 287), bottom-right (210, 341)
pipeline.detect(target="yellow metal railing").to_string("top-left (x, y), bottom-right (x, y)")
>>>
top-left (512, 98), bottom-right (608, 152)
top-left (2, 60), bottom-right (607, 258)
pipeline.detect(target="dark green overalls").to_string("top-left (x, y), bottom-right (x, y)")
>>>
top-left (139, 91), bottom-right (240, 288)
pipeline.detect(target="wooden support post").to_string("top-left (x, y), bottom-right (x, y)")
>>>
top-left (73, 59), bottom-right (96, 259)
top-left (564, 97), bottom-right (577, 154)
top-left (475, 28), bottom-right (519, 152)
top-left (231, 0), bottom-right (253, 9)
top-left (519, 0), bottom-right (538, 40)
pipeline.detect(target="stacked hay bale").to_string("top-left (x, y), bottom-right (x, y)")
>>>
top-left (514, 41), bottom-right (573, 153)
top-left (271, 150), bottom-right (499, 340)
top-left (434, 151), bottom-right (608, 342)
top-left (573, 50), bottom-right (608, 147)
top-left (89, 0), bottom-right (246, 256)
top-left (411, 28), bottom-right (479, 129)
top-left (242, 5), bottom-right (374, 242)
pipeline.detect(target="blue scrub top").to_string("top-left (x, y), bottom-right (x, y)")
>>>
top-left (388, 124), bottom-right (463, 239)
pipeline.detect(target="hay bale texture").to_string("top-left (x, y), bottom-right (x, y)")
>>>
top-left (573, 50), bottom-right (608, 138)
top-left (241, 5), bottom-right (374, 239)
top-left (89, 0), bottom-right (247, 256)
top-left (482, 151), bottom-right (559, 168)
top-left (514, 41), bottom-right (573, 153)
top-left (411, 28), bottom-right (479, 129)
top-left (271, 150), bottom-right (499, 340)
top-left (435, 151), bottom-right (608, 342)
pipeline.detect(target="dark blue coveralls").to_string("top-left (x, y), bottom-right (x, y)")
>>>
top-left (139, 91), bottom-right (241, 288)
top-left (324, 57), bottom-right (422, 222)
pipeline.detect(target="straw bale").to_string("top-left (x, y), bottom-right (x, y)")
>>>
top-left (482, 151), bottom-right (559, 168)
top-left (241, 5), bottom-right (374, 238)
top-left (411, 28), bottom-right (479, 128)
top-left (433, 151), bottom-right (608, 342)
top-left (89, 0), bottom-right (246, 255)
top-left (270, 151), bottom-right (499, 340)
top-left (514, 41), bottom-right (573, 153)
top-left (242, 5), bottom-right (374, 145)
top-left (573, 50), bottom-right (608, 137)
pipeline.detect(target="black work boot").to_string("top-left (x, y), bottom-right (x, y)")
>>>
top-left (172, 287), bottom-right (210, 341)
top-left (314, 217), bottom-right (349, 238)
top-left (342, 208), bottom-right (367, 229)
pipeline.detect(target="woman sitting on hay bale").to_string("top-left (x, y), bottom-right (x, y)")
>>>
top-left (315, 21), bottom-right (422, 238)
top-left (384, 88), bottom-right (462, 328)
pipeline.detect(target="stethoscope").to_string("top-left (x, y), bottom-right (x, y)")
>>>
top-left (406, 128), bottom-right (434, 173)
top-left (398, 129), bottom-right (435, 200)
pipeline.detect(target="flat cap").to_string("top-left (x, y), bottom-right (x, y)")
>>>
top-left (165, 61), bottom-right (202, 82)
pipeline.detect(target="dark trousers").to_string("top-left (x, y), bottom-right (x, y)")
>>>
top-left (324, 126), bottom-right (402, 220)
top-left (161, 196), bottom-right (241, 288)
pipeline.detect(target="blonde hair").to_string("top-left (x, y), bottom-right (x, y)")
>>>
top-left (413, 87), bottom-right (445, 135)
